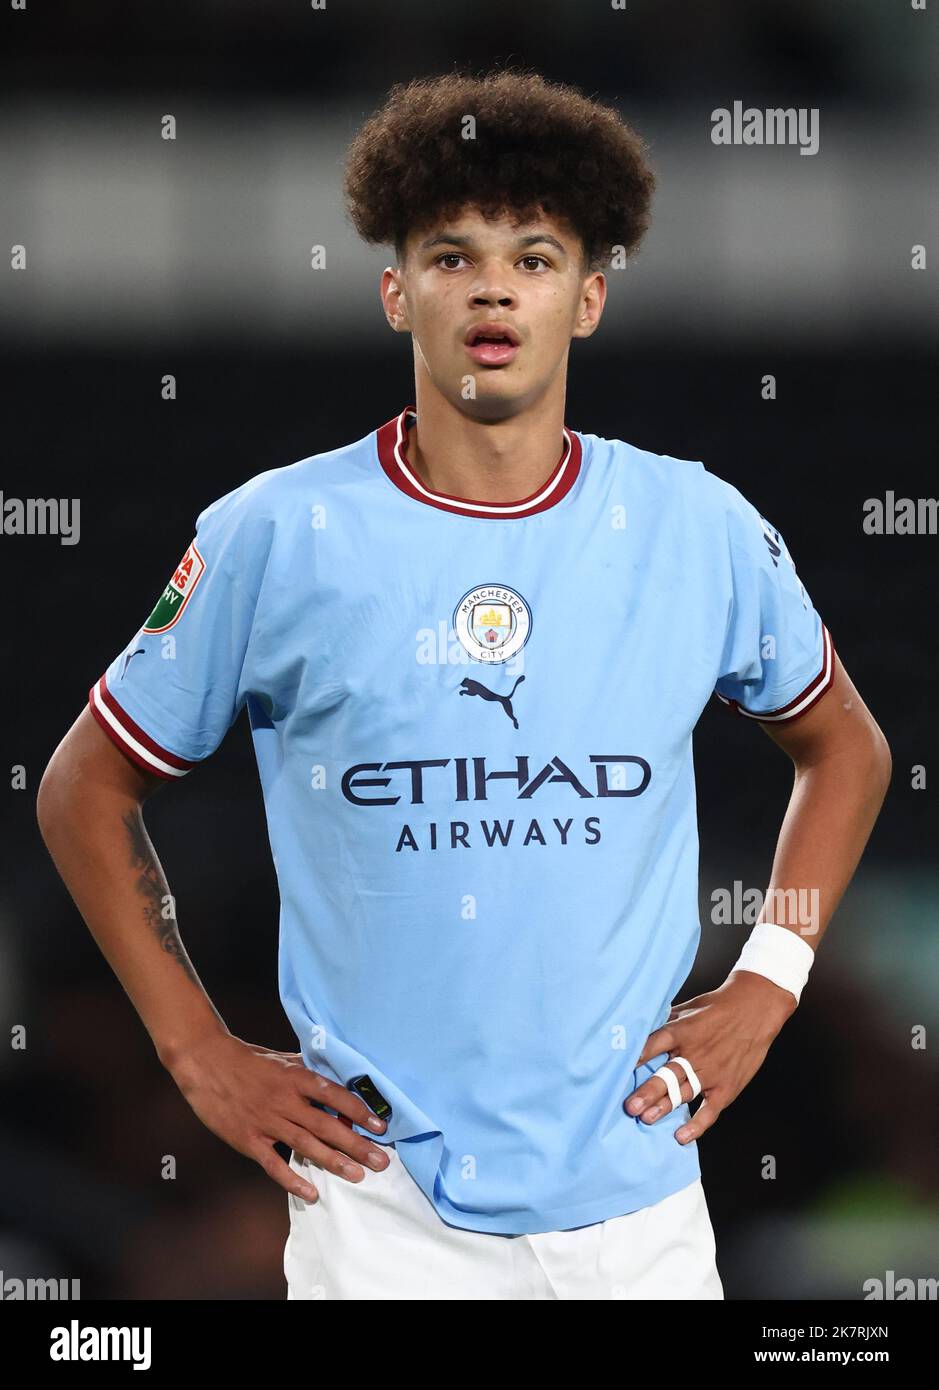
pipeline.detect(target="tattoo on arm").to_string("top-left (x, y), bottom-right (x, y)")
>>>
top-left (123, 809), bottom-right (201, 988)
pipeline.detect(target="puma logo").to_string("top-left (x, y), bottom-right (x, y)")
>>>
top-left (459, 674), bottom-right (526, 729)
top-left (121, 647), bottom-right (145, 677)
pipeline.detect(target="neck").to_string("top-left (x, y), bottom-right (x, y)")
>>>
top-left (403, 382), bottom-right (568, 503)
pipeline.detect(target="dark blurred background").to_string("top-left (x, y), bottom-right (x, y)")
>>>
top-left (1, 0), bottom-right (936, 1300)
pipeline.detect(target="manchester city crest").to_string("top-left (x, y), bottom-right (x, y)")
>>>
top-left (453, 583), bottom-right (532, 663)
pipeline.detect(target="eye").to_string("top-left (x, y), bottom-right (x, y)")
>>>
top-left (519, 255), bottom-right (550, 271)
top-left (436, 253), bottom-right (468, 269)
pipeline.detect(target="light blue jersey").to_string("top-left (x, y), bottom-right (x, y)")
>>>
top-left (89, 405), bottom-right (835, 1234)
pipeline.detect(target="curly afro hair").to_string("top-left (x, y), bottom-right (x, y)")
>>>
top-left (343, 67), bottom-right (656, 273)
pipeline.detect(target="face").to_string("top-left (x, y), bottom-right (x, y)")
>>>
top-left (380, 205), bottom-right (606, 420)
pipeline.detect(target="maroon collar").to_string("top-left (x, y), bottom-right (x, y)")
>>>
top-left (376, 406), bottom-right (582, 519)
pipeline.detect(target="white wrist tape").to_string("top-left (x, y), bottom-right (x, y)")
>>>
top-left (730, 920), bottom-right (816, 1004)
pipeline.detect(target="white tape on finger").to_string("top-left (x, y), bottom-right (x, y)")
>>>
top-left (652, 1063), bottom-right (683, 1109)
top-left (670, 1055), bottom-right (702, 1100)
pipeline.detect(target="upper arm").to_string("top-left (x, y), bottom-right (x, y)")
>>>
top-left (81, 482), bottom-right (274, 786)
top-left (712, 488), bottom-right (834, 723)
top-left (706, 482), bottom-right (890, 777)
top-left (41, 479), bottom-right (273, 828)
top-left (758, 647), bottom-right (892, 774)
top-left (39, 703), bottom-right (169, 819)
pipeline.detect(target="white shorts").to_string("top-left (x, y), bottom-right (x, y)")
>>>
top-left (284, 1144), bottom-right (724, 1300)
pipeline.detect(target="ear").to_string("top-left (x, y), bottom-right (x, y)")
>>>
top-left (380, 265), bottom-right (409, 332)
top-left (572, 271), bottom-right (607, 341)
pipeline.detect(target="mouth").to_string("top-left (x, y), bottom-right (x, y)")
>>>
top-left (464, 323), bottom-right (521, 367)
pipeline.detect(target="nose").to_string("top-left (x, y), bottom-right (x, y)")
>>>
top-left (467, 261), bottom-right (517, 310)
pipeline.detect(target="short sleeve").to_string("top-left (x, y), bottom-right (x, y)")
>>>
top-left (88, 484), bottom-right (274, 778)
top-left (713, 486), bottom-right (835, 723)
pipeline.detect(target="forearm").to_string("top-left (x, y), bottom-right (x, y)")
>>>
top-left (757, 735), bottom-right (891, 945)
top-left (37, 772), bottom-right (228, 1071)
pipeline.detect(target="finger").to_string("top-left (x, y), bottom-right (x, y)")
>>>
top-left (253, 1140), bottom-right (320, 1202)
top-left (278, 1120), bottom-right (388, 1182)
top-left (640, 1077), bottom-right (692, 1123)
top-left (644, 1056), bottom-right (706, 1122)
top-left (623, 1053), bottom-right (686, 1113)
top-left (623, 1075), bottom-right (669, 1115)
top-left (675, 1095), bottom-right (722, 1144)
top-left (624, 1058), bottom-right (694, 1118)
top-left (666, 1000), bottom-right (696, 1019)
top-left (294, 1068), bottom-right (388, 1133)
top-left (633, 1027), bottom-right (677, 1069)
top-left (284, 1106), bottom-right (392, 1174)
